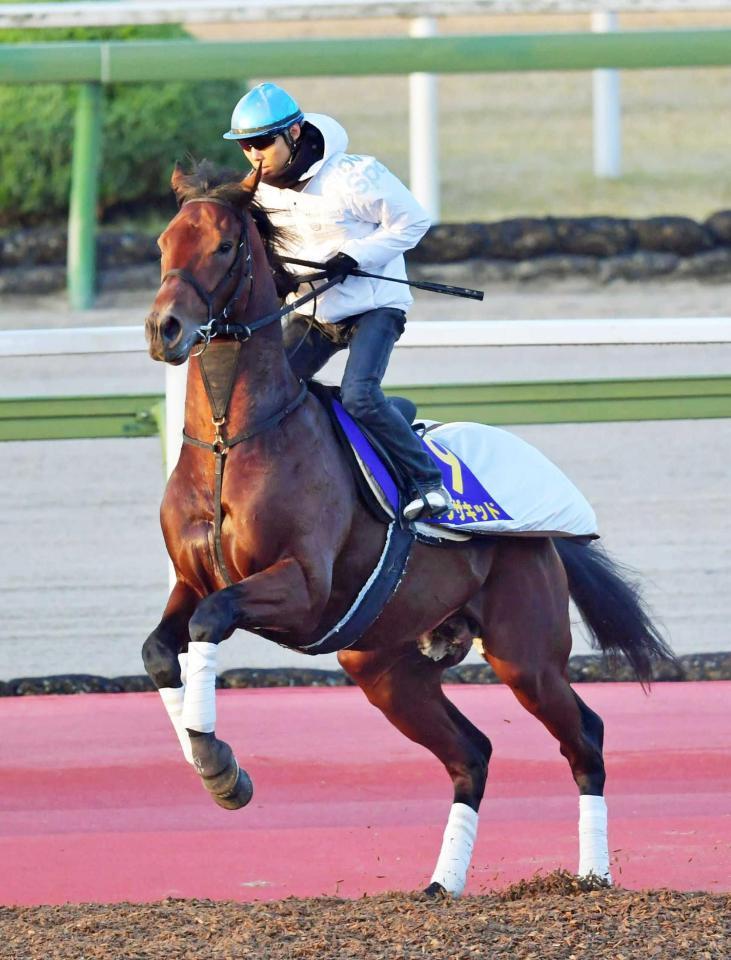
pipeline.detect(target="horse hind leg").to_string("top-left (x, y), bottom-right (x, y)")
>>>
top-left (476, 538), bottom-right (611, 882)
top-left (339, 625), bottom-right (492, 898)
top-left (570, 691), bottom-right (611, 881)
top-left (484, 643), bottom-right (611, 882)
top-left (428, 693), bottom-right (494, 897)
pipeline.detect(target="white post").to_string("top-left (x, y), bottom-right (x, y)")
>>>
top-left (592, 10), bottom-right (622, 179)
top-left (165, 360), bottom-right (187, 590)
top-left (409, 16), bottom-right (440, 223)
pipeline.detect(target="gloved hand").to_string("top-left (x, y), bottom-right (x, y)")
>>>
top-left (324, 252), bottom-right (358, 283)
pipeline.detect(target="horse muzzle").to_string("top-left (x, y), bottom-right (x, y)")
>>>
top-left (145, 310), bottom-right (199, 364)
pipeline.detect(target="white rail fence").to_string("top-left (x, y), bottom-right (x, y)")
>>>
top-left (3, 316), bottom-right (731, 476)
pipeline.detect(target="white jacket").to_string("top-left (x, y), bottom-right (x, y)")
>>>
top-left (257, 114), bottom-right (431, 324)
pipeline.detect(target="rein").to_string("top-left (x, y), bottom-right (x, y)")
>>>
top-left (207, 275), bottom-right (344, 344)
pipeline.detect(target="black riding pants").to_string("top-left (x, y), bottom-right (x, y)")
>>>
top-left (283, 308), bottom-right (442, 490)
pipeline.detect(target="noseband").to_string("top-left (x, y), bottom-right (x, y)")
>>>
top-left (162, 197), bottom-right (254, 346)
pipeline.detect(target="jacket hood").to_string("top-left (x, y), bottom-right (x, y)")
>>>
top-left (299, 113), bottom-right (348, 180)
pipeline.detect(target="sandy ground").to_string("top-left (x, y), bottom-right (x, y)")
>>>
top-left (1, 275), bottom-right (729, 680)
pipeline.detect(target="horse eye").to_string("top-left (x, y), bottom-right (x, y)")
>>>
top-left (218, 241), bottom-right (233, 254)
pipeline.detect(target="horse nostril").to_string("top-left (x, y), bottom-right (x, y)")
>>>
top-left (161, 316), bottom-right (182, 345)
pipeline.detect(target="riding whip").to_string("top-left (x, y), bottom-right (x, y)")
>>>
top-left (277, 256), bottom-right (484, 302)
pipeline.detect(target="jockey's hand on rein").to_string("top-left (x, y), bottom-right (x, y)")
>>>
top-left (324, 252), bottom-right (358, 283)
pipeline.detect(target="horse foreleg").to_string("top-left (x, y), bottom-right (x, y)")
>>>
top-left (181, 632), bottom-right (253, 812)
top-left (182, 557), bottom-right (328, 811)
top-left (338, 647), bottom-right (492, 897)
top-left (494, 660), bottom-right (610, 881)
top-left (142, 580), bottom-right (198, 765)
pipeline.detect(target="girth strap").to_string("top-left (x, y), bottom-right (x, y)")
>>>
top-left (182, 380), bottom-right (308, 586)
top-left (299, 521), bottom-right (414, 655)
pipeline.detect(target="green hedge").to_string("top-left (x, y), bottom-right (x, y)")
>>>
top-left (0, 8), bottom-right (243, 226)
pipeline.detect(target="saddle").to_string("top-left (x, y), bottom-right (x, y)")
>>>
top-left (308, 381), bottom-right (599, 543)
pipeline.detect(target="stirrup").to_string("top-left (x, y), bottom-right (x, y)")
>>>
top-left (403, 484), bottom-right (453, 521)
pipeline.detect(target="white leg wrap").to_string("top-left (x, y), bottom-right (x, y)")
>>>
top-left (578, 794), bottom-right (612, 882)
top-left (182, 641), bottom-right (218, 734)
top-left (430, 803), bottom-right (479, 897)
top-left (158, 686), bottom-right (194, 764)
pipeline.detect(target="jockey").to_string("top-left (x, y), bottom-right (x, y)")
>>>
top-left (223, 82), bottom-right (452, 522)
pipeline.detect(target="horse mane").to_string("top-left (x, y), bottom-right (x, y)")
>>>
top-left (173, 159), bottom-right (295, 287)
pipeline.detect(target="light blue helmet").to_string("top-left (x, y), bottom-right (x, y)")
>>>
top-left (223, 82), bottom-right (304, 141)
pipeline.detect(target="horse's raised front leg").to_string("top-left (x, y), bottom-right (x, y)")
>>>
top-left (183, 557), bottom-right (328, 811)
top-left (142, 580), bottom-right (198, 765)
top-left (338, 645), bottom-right (493, 898)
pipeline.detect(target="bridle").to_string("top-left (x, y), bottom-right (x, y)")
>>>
top-left (161, 197), bottom-right (254, 351)
top-left (160, 196), bottom-right (342, 350)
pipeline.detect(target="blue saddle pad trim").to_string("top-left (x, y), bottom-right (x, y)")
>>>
top-left (332, 400), bottom-right (512, 527)
top-left (333, 399), bottom-right (400, 511)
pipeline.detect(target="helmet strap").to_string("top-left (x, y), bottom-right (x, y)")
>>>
top-left (281, 127), bottom-right (300, 168)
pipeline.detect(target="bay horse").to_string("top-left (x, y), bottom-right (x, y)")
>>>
top-left (142, 161), bottom-right (673, 897)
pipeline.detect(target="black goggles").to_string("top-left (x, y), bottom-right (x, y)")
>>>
top-left (237, 132), bottom-right (280, 152)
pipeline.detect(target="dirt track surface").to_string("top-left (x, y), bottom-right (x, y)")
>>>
top-left (1, 874), bottom-right (728, 960)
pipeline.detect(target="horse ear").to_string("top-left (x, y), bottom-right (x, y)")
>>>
top-left (241, 161), bottom-right (263, 200)
top-left (170, 162), bottom-right (186, 201)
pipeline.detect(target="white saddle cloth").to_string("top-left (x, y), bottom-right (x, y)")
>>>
top-left (418, 421), bottom-right (598, 539)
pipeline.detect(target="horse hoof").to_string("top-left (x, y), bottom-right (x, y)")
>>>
top-left (190, 735), bottom-right (253, 810)
top-left (209, 763), bottom-right (254, 811)
top-left (423, 881), bottom-right (449, 899)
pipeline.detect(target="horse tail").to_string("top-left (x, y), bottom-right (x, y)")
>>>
top-left (553, 538), bottom-right (677, 686)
